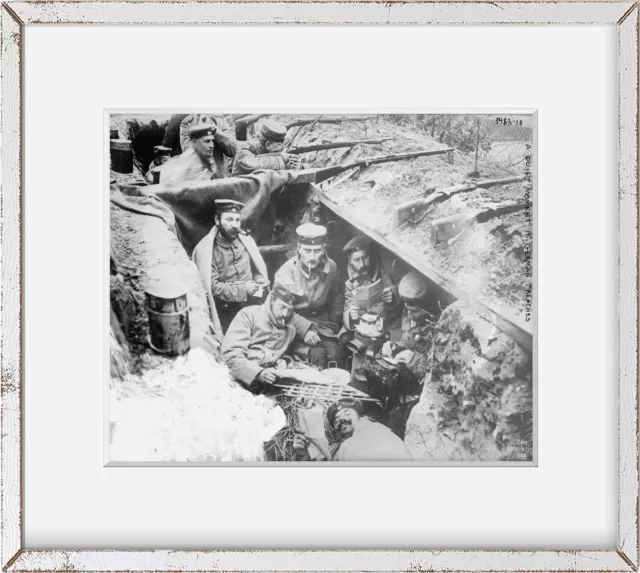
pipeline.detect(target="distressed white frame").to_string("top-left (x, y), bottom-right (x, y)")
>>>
top-left (1, 2), bottom-right (637, 571)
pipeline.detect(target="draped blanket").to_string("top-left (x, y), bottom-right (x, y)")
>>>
top-left (111, 169), bottom-right (300, 256)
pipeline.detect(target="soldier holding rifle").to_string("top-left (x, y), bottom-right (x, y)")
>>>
top-left (231, 119), bottom-right (302, 176)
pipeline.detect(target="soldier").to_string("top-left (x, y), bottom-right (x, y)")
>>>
top-left (221, 282), bottom-right (315, 393)
top-left (178, 114), bottom-right (237, 158)
top-left (376, 270), bottom-right (439, 436)
top-left (292, 398), bottom-right (411, 461)
top-left (380, 270), bottom-right (438, 381)
top-left (231, 119), bottom-right (301, 176)
top-left (340, 235), bottom-right (400, 345)
top-left (192, 199), bottom-right (269, 335)
top-left (158, 122), bottom-right (235, 184)
top-left (144, 145), bottom-right (172, 184)
top-left (274, 223), bottom-right (345, 369)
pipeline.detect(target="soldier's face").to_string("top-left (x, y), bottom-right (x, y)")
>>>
top-left (270, 297), bottom-right (294, 326)
top-left (155, 155), bottom-right (169, 166)
top-left (298, 244), bottom-right (325, 270)
top-left (263, 140), bottom-right (284, 153)
top-left (216, 213), bottom-right (241, 240)
top-left (333, 408), bottom-right (360, 440)
top-left (349, 250), bottom-right (371, 277)
top-left (193, 134), bottom-right (215, 160)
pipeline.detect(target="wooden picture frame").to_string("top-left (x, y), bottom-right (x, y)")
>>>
top-left (1, 2), bottom-right (637, 571)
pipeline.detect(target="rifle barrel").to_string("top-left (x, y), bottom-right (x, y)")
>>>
top-left (360, 147), bottom-right (454, 166)
top-left (288, 138), bottom-right (393, 155)
top-left (475, 175), bottom-right (525, 188)
top-left (284, 116), bottom-right (376, 129)
top-left (291, 147), bottom-right (456, 186)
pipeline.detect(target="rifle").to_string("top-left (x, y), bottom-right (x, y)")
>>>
top-left (284, 116), bottom-right (376, 129)
top-left (291, 147), bottom-right (455, 185)
top-left (392, 175), bottom-right (526, 229)
top-left (287, 138), bottom-right (394, 155)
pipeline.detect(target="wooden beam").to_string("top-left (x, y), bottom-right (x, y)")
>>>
top-left (258, 244), bottom-right (296, 255)
top-left (318, 190), bottom-right (533, 352)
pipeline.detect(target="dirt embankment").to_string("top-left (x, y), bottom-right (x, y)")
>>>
top-left (110, 188), bottom-right (211, 355)
top-left (109, 177), bottom-right (286, 462)
top-left (405, 300), bottom-right (533, 462)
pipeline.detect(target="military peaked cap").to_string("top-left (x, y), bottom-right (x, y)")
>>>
top-left (271, 282), bottom-right (303, 306)
top-left (296, 223), bottom-right (327, 246)
top-left (189, 122), bottom-right (217, 139)
top-left (343, 235), bottom-right (373, 255)
top-left (214, 199), bottom-right (244, 214)
top-left (259, 119), bottom-right (287, 143)
top-left (153, 145), bottom-right (172, 156)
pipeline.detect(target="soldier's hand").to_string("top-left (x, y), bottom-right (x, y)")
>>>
top-left (395, 349), bottom-right (415, 365)
top-left (349, 306), bottom-right (360, 322)
top-left (292, 432), bottom-right (311, 459)
top-left (246, 281), bottom-right (260, 296)
top-left (304, 330), bottom-right (321, 346)
top-left (284, 153), bottom-right (302, 170)
top-left (381, 341), bottom-right (397, 358)
top-left (257, 368), bottom-right (278, 384)
top-left (380, 287), bottom-right (394, 304)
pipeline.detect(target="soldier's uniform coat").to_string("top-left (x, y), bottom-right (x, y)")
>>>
top-left (231, 140), bottom-right (287, 176)
top-left (333, 418), bottom-right (412, 461)
top-left (394, 307), bottom-right (433, 380)
top-left (343, 258), bottom-right (400, 330)
top-left (274, 255), bottom-right (344, 338)
top-left (192, 226), bottom-right (268, 342)
top-left (211, 233), bottom-right (264, 304)
top-left (221, 301), bottom-right (311, 386)
top-left (158, 116), bottom-right (236, 184)
top-left (158, 147), bottom-right (225, 184)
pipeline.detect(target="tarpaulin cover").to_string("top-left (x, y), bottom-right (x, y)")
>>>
top-left (110, 169), bottom-right (300, 256)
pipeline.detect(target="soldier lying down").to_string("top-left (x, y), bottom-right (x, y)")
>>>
top-left (292, 398), bottom-right (412, 462)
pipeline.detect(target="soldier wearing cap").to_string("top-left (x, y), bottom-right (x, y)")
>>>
top-left (274, 223), bottom-right (345, 369)
top-left (380, 270), bottom-right (440, 379)
top-left (292, 397), bottom-right (411, 461)
top-left (179, 114), bottom-right (236, 157)
top-left (231, 119), bottom-right (302, 176)
top-left (374, 270), bottom-right (441, 435)
top-left (145, 145), bottom-right (172, 184)
top-left (221, 281), bottom-right (314, 393)
top-left (192, 199), bottom-right (269, 336)
top-left (341, 235), bottom-right (400, 337)
top-left (159, 118), bottom-right (236, 184)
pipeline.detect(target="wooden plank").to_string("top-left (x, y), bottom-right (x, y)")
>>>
top-left (258, 243), bottom-right (296, 255)
top-left (318, 191), bottom-right (533, 352)
top-left (1, 4), bottom-right (23, 568)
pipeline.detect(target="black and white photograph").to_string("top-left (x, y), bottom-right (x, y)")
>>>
top-left (108, 112), bottom-right (535, 464)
